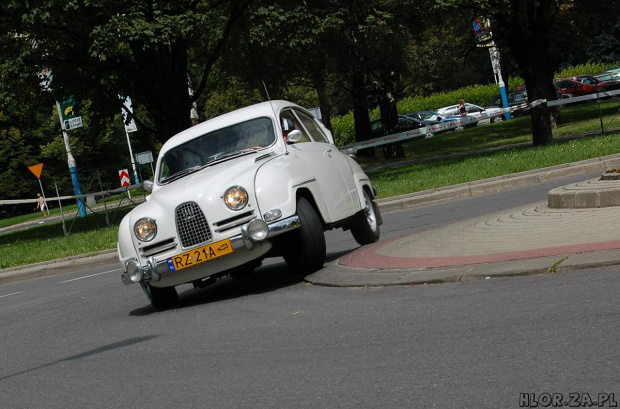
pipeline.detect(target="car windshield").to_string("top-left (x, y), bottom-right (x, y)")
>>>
top-left (158, 117), bottom-right (276, 184)
top-left (419, 112), bottom-right (441, 121)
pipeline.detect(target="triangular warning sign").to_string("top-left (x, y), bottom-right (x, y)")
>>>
top-left (28, 163), bottom-right (44, 179)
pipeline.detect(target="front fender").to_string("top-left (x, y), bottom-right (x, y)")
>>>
top-left (254, 155), bottom-right (330, 223)
top-left (117, 213), bottom-right (137, 269)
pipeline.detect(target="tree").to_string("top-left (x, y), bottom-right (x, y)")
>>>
top-left (1, 0), bottom-right (251, 145)
top-left (443, 0), bottom-right (578, 146)
top-left (244, 0), bottom-right (416, 158)
top-left (0, 32), bottom-right (58, 207)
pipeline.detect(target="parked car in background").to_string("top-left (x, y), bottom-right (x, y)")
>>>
top-left (405, 110), bottom-right (452, 123)
top-left (604, 67), bottom-right (620, 75)
top-left (490, 90), bottom-right (528, 117)
top-left (554, 78), bottom-right (600, 97)
top-left (370, 115), bottom-right (432, 139)
top-left (569, 75), bottom-right (620, 91)
top-left (402, 111), bottom-right (461, 133)
top-left (491, 89), bottom-right (528, 107)
top-left (436, 103), bottom-right (506, 125)
top-left (595, 72), bottom-right (620, 83)
top-left (118, 100), bottom-right (382, 308)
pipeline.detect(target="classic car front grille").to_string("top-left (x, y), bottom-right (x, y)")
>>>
top-left (175, 202), bottom-right (212, 248)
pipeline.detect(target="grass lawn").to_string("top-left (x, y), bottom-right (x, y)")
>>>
top-left (0, 205), bottom-right (134, 269)
top-left (1, 99), bottom-right (619, 268)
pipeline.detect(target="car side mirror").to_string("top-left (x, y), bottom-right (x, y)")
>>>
top-left (142, 180), bottom-right (154, 192)
top-left (287, 129), bottom-right (303, 143)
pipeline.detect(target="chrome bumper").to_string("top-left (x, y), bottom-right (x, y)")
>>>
top-left (121, 215), bottom-right (300, 285)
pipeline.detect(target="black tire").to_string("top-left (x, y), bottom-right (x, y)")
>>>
top-left (283, 197), bottom-right (326, 274)
top-left (492, 115), bottom-right (505, 123)
top-left (147, 284), bottom-right (178, 309)
top-left (351, 189), bottom-right (381, 245)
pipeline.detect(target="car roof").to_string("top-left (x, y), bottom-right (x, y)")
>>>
top-left (159, 100), bottom-right (300, 153)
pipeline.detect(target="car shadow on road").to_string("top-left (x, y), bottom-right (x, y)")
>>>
top-left (129, 250), bottom-right (355, 316)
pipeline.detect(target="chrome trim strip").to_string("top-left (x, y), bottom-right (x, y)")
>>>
top-left (213, 214), bottom-right (256, 233)
top-left (266, 215), bottom-right (301, 238)
top-left (141, 241), bottom-right (177, 257)
top-left (292, 178), bottom-right (316, 189)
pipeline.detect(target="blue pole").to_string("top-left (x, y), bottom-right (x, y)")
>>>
top-left (69, 165), bottom-right (87, 217)
top-left (56, 101), bottom-right (87, 218)
top-left (499, 80), bottom-right (512, 120)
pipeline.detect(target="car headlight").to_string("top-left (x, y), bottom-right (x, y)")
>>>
top-left (224, 186), bottom-right (248, 210)
top-left (134, 218), bottom-right (157, 242)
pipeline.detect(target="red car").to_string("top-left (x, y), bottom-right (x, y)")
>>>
top-left (554, 78), bottom-right (599, 97)
top-left (570, 75), bottom-right (620, 92)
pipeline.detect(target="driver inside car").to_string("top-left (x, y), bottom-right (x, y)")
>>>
top-left (281, 118), bottom-right (295, 143)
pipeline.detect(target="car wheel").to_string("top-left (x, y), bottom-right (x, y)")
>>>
top-left (283, 197), bottom-right (326, 274)
top-left (454, 124), bottom-right (465, 132)
top-left (351, 189), bottom-right (381, 245)
top-left (147, 284), bottom-right (178, 309)
top-left (492, 115), bottom-right (505, 123)
top-left (424, 132), bottom-right (434, 139)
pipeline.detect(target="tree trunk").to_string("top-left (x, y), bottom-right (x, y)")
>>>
top-left (312, 71), bottom-right (333, 132)
top-left (519, 68), bottom-right (558, 146)
top-left (130, 38), bottom-right (193, 145)
top-left (492, 0), bottom-right (561, 146)
top-left (352, 69), bottom-right (374, 157)
top-left (377, 77), bottom-right (403, 159)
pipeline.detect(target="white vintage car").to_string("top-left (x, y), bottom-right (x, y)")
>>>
top-left (118, 100), bottom-right (382, 308)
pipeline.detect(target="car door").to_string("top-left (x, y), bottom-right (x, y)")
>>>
top-left (280, 108), bottom-right (359, 222)
top-left (465, 104), bottom-right (489, 125)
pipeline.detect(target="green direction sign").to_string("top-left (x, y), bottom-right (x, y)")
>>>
top-left (60, 96), bottom-right (83, 130)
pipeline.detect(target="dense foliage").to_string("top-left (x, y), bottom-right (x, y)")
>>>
top-left (1, 0), bottom-right (618, 215)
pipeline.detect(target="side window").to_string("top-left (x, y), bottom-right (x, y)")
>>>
top-left (296, 110), bottom-right (329, 143)
top-left (280, 110), bottom-right (311, 143)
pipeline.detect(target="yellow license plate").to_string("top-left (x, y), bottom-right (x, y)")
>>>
top-left (167, 239), bottom-right (233, 272)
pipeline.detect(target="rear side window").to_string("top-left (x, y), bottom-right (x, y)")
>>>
top-left (296, 111), bottom-right (329, 143)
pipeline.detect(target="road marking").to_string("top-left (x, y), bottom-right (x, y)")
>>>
top-left (0, 291), bottom-right (24, 299)
top-left (58, 269), bottom-right (120, 284)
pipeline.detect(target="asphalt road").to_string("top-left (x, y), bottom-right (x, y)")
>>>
top-left (1, 173), bottom-right (618, 409)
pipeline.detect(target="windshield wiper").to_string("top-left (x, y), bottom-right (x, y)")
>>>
top-left (162, 165), bottom-right (203, 184)
top-left (210, 148), bottom-right (258, 163)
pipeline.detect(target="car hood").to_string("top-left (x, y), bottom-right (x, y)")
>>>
top-left (127, 152), bottom-right (277, 242)
top-left (152, 152), bottom-right (274, 200)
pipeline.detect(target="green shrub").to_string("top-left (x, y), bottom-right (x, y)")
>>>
top-left (557, 61), bottom-right (619, 78)
top-left (331, 112), bottom-right (356, 146)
